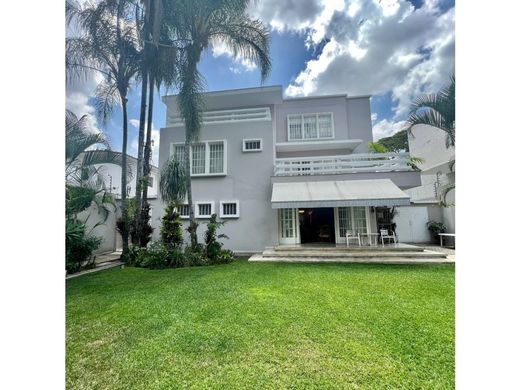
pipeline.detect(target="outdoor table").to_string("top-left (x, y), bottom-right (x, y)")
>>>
top-left (438, 233), bottom-right (455, 247)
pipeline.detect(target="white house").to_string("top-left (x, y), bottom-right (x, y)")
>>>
top-left (151, 85), bottom-right (441, 253)
top-left (405, 124), bottom-right (455, 234)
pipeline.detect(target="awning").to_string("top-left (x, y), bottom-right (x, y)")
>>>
top-left (271, 179), bottom-right (410, 209)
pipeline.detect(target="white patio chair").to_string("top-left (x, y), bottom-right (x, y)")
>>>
top-left (380, 229), bottom-right (396, 247)
top-left (346, 230), bottom-right (361, 247)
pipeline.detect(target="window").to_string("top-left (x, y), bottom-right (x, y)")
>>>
top-left (195, 202), bottom-right (215, 218)
top-left (173, 145), bottom-right (185, 165)
top-left (191, 143), bottom-right (206, 174)
top-left (287, 113), bottom-right (334, 141)
top-left (177, 204), bottom-right (190, 219)
top-left (242, 139), bottom-right (263, 152)
top-left (338, 207), bottom-right (368, 236)
top-left (148, 176), bottom-right (154, 187)
top-left (171, 141), bottom-right (226, 176)
top-left (209, 142), bottom-right (224, 173)
top-left (220, 201), bottom-right (239, 218)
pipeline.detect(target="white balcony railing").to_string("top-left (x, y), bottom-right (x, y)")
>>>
top-left (167, 107), bottom-right (271, 127)
top-left (274, 152), bottom-right (413, 176)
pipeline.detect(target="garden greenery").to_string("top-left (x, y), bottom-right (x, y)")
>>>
top-left (128, 212), bottom-right (234, 269)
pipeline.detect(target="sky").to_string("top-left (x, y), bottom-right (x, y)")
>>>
top-left (66, 0), bottom-right (455, 165)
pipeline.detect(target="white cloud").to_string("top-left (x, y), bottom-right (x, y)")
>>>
top-left (211, 41), bottom-right (257, 74)
top-left (372, 119), bottom-right (407, 140)
top-left (66, 72), bottom-right (104, 134)
top-left (129, 118), bottom-right (140, 128)
top-left (252, 0), bottom-right (454, 120)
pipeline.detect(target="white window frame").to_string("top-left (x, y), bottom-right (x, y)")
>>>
top-left (175, 202), bottom-right (190, 219)
top-left (219, 200), bottom-right (240, 218)
top-left (334, 206), bottom-right (371, 244)
top-left (242, 138), bottom-right (263, 152)
top-left (287, 112), bottom-right (334, 141)
top-left (170, 140), bottom-right (227, 177)
top-left (195, 201), bottom-right (215, 219)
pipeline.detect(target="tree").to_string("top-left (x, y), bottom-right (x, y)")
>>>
top-left (405, 76), bottom-right (455, 148)
top-left (135, 0), bottom-right (178, 247)
top-left (162, 0), bottom-right (272, 247)
top-left (406, 76), bottom-right (455, 206)
top-left (65, 109), bottom-right (130, 221)
top-left (377, 130), bottom-right (409, 152)
top-left (66, 0), bottom-right (141, 256)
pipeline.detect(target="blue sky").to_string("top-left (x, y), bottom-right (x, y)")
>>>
top-left (66, 0), bottom-right (455, 165)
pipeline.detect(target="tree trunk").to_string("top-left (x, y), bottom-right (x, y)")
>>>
top-left (184, 136), bottom-right (198, 247)
top-left (134, 71), bottom-right (148, 226)
top-left (121, 96), bottom-right (129, 256)
top-left (140, 71), bottom-right (155, 246)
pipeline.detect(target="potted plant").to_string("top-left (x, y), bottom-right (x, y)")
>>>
top-left (426, 221), bottom-right (447, 244)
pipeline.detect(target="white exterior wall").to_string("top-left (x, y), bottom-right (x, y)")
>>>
top-left (96, 159), bottom-right (159, 199)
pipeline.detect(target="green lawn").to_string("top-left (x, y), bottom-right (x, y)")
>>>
top-left (66, 260), bottom-right (454, 389)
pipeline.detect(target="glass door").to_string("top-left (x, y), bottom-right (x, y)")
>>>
top-left (279, 208), bottom-right (300, 245)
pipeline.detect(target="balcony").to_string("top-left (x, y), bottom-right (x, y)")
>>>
top-left (274, 152), bottom-right (413, 176)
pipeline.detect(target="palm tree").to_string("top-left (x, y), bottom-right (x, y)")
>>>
top-left (159, 157), bottom-right (187, 205)
top-left (162, 0), bottom-right (271, 247)
top-left (65, 109), bottom-right (130, 223)
top-left (66, 0), bottom-right (141, 256)
top-left (405, 76), bottom-right (455, 148)
top-left (135, 0), bottom-right (178, 246)
top-left (406, 76), bottom-right (455, 206)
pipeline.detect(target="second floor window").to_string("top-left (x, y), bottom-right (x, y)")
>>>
top-left (171, 141), bottom-right (226, 176)
top-left (287, 113), bottom-right (334, 141)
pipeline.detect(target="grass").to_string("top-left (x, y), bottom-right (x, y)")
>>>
top-left (66, 259), bottom-right (454, 389)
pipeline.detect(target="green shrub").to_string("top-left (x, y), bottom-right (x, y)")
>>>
top-left (136, 241), bottom-right (169, 269)
top-left (215, 249), bottom-right (235, 264)
top-left (161, 203), bottom-right (183, 248)
top-left (184, 246), bottom-right (208, 267)
top-left (166, 247), bottom-right (185, 268)
top-left (138, 202), bottom-right (154, 247)
top-left (427, 220), bottom-right (447, 234)
top-left (204, 214), bottom-right (228, 263)
top-left (66, 219), bottom-right (101, 273)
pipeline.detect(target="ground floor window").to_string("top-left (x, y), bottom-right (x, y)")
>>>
top-left (338, 206), bottom-right (368, 236)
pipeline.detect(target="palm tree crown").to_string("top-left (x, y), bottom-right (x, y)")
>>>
top-left (406, 76), bottom-right (455, 148)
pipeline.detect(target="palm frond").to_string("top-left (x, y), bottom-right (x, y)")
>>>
top-left (94, 79), bottom-right (120, 124)
top-left (211, 15), bottom-right (272, 81)
top-left (160, 156), bottom-right (187, 204)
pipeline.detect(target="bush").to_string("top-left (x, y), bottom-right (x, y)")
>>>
top-left (427, 221), bottom-right (447, 244)
top-left (66, 219), bottom-right (101, 273)
top-left (216, 249), bottom-right (235, 264)
top-left (138, 202), bottom-right (154, 247)
top-left (136, 241), bottom-right (169, 269)
top-left (427, 220), bottom-right (447, 234)
top-left (161, 203), bottom-right (183, 248)
top-left (204, 214), bottom-right (228, 263)
top-left (184, 245), bottom-right (208, 267)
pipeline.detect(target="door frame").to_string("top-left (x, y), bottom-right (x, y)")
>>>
top-left (278, 208), bottom-right (300, 245)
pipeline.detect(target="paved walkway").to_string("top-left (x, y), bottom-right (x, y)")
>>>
top-left (66, 250), bottom-right (123, 280)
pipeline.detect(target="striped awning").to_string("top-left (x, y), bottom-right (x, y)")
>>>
top-left (271, 179), bottom-right (410, 209)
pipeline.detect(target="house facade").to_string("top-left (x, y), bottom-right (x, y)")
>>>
top-left (157, 86), bottom-right (423, 253)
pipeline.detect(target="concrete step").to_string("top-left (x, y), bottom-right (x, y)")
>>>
top-left (249, 255), bottom-right (454, 265)
top-left (262, 249), bottom-right (446, 259)
top-left (271, 244), bottom-right (424, 253)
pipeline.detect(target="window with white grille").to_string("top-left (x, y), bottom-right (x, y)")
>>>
top-left (171, 141), bottom-right (226, 176)
top-left (173, 144), bottom-right (185, 164)
top-left (287, 113), bottom-right (334, 141)
top-left (191, 143), bottom-right (206, 174)
top-left (209, 142), bottom-right (224, 173)
top-left (195, 202), bottom-right (214, 218)
top-left (177, 204), bottom-right (190, 219)
top-left (338, 207), bottom-right (368, 236)
top-left (242, 139), bottom-right (262, 152)
top-left (220, 201), bottom-right (239, 218)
